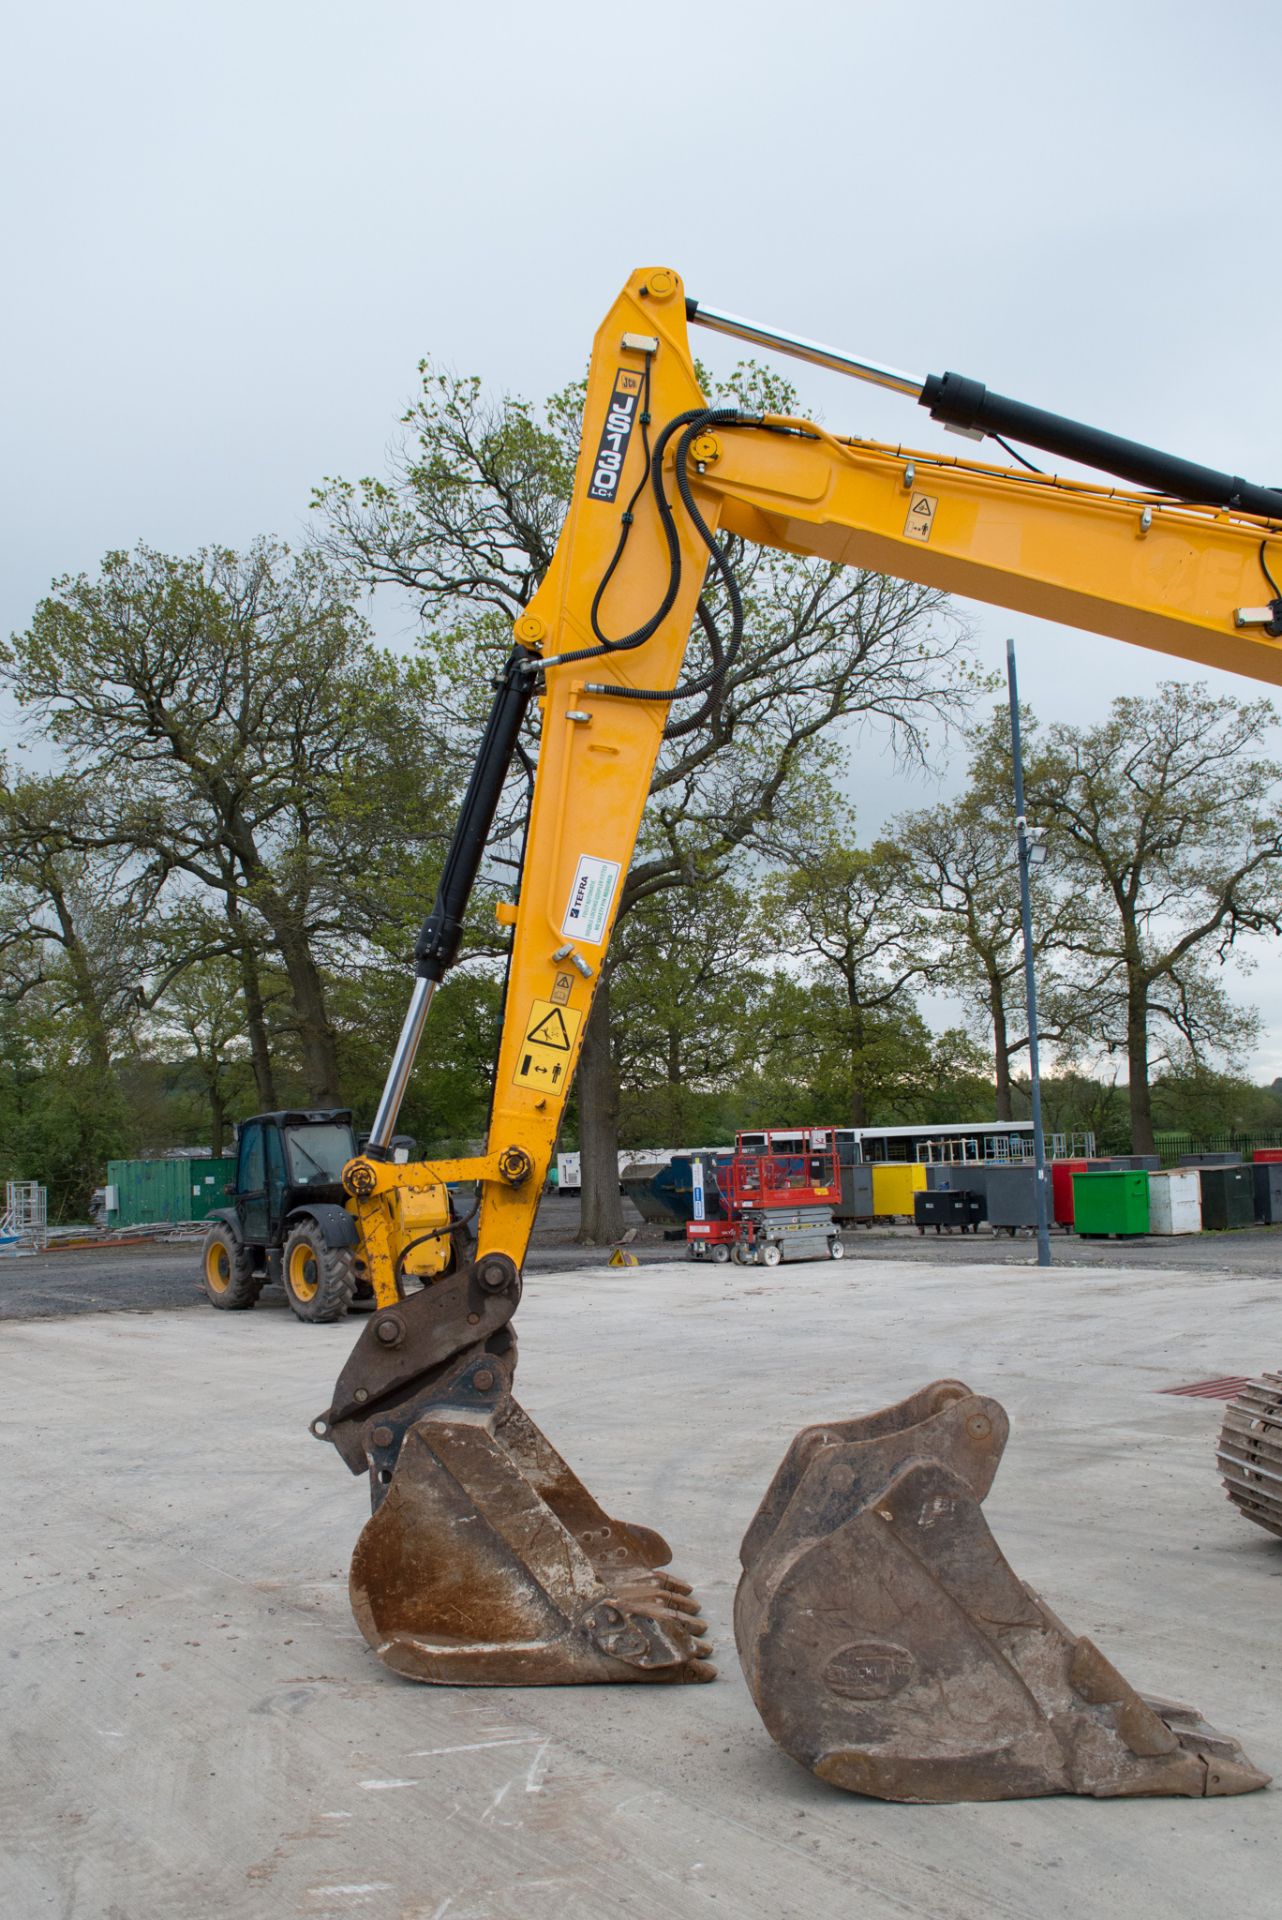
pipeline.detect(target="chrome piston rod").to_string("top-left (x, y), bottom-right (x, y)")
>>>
top-left (685, 294), bottom-right (1282, 518)
top-left (367, 976), bottom-right (436, 1151)
top-left (684, 297), bottom-right (926, 400)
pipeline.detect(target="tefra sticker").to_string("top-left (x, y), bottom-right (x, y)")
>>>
top-left (561, 854), bottom-right (620, 946)
top-left (587, 368), bottom-right (644, 502)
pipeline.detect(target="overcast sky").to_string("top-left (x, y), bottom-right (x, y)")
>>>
top-left (5, 0), bottom-right (1281, 1070)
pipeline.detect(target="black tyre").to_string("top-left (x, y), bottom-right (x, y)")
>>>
top-left (710, 1243), bottom-right (731, 1265)
top-left (281, 1221), bottom-right (357, 1323)
top-left (201, 1223), bottom-right (264, 1311)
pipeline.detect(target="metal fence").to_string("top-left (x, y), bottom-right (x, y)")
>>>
top-left (1153, 1130), bottom-right (1282, 1166)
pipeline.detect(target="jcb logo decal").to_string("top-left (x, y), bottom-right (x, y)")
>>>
top-left (587, 368), bottom-right (644, 503)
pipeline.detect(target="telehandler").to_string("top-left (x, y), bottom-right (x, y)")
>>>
top-left (200, 1111), bottom-right (437, 1320)
top-left (307, 268), bottom-right (1280, 1799)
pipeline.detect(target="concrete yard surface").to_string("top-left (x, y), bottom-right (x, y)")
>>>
top-left (3, 1257), bottom-right (1282, 1919)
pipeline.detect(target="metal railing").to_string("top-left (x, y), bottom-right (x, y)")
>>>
top-left (1, 1181), bottom-right (49, 1256)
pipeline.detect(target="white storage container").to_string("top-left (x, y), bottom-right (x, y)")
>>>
top-left (1147, 1169), bottom-right (1202, 1235)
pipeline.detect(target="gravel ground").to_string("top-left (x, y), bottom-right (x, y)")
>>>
top-left (6, 1254), bottom-right (1281, 1919)
top-left (3, 1190), bottom-right (1279, 1321)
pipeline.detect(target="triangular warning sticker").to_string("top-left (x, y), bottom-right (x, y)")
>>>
top-left (527, 1007), bottom-right (572, 1050)
top-left (912, 497), bottom-right (933, 517)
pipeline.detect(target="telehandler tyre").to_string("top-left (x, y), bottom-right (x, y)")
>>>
top-left (201, 1223), bottom-right (264, 1311)
top-left (282, 1221), bottom-right (357, 1323)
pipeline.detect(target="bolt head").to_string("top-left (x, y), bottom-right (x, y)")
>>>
top-left (370, 1425), bottom-right (394, 1448)
top-left (375, 1316), bottom-right (403, 1346)
top-left (473, 1369), bottom-right (494, 1392)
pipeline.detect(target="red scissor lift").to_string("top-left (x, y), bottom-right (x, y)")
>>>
top-left (686, 1128), bottom-right (845, 1267)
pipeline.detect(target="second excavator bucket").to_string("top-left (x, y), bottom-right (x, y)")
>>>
top-left (347, 1347), bottom-right (714, 1686)
top-left (736, 1379), bottom-right (1268, 1803)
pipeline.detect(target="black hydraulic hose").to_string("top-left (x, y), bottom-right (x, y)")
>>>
top-left (393, 1192), bottom-right (481, 1292)
top-left (534, 406), bottom-right (712, 673)
top-left (583, 409), bottom-right (751, 707)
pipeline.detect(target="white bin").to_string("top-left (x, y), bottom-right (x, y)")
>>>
top-left (1147, 1169), bottom-right (1202, 1235)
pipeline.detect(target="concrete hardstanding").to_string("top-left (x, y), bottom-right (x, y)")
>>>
top-left (3, 1257), bottom-right (1281, 1919)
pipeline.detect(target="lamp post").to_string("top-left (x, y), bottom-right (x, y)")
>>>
top-left (1007, 638), bottom-right (1052, 1268)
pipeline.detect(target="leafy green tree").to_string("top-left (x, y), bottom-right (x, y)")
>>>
top-left (896, 722), bottom-right (1097, 1119)
top-left (331, 967), bottom-right (501, 1154)
top-left (1150, 1067), bottom-right (1282, 1138)
top-left (1037, 1071), bottom-right (1130, 1155)
top-left (2, 542), bottom-right (459, 1108)
top-left (761, 830), bottom-right (937, 1126)
top-left (314, 360), bottom-right (976, 1239)
top-left (720, 972), bottom-right (989, 1130)
top-left (149, 955), bottom-right (253, 1156)
top-left (1026, 683), bottom-right (1282, 1154)
top-left (0, 764), bottom-right (153, 1075)
top-left (609, 877), bottom-right (768, 1151)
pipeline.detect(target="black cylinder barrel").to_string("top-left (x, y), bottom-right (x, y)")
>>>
top-left (920, 372), bottom-right (1282, 521)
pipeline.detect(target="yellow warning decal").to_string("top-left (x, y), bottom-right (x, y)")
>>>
top-left (904, 492), bottom-right (938, 542)
top-left (513, 998), bottom-right (582, 1092)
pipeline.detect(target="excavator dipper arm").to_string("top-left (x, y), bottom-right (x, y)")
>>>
top-left (310, 270), bottom-right (1275, 1792)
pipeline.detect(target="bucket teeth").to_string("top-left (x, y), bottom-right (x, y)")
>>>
top-left (349, 1354), bottom-right (712, 1685)
top-left (736, 1379), bottom-right (1269, 1802)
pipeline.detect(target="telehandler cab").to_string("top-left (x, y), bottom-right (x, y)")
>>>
top-left (200, 1112), bottom-right (441, 1322)
top-left (299, 267), bottom-right (1278, 1799)
top-left (200, 1110), bottom-right (366, 1320)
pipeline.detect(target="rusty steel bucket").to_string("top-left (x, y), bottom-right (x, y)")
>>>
top-left (314, 1263), bottom-right (713, 1686)
top-left (736, 1380), bottom-right (1268, 1802)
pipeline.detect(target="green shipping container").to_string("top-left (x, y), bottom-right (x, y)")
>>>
top-left (106, 1157), bottom-right (236, 1228)
top-left (1072, 1169), bottom-right (1150, 1237)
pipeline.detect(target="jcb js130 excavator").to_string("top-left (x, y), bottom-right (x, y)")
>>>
top-left (310, 268), bottom-right (1279, 1800)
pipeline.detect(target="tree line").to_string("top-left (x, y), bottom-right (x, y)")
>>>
top-left (3, 358), bottom-right (1281, 1226)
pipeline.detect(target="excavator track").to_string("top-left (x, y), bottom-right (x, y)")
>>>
top-left (1218, 1372), bottom-right (1282, 1539)
top-left (736, 1380), bottom-right (1268, 1802)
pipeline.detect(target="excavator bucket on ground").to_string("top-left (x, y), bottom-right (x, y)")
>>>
top-left (1218, 1372), bottom-right (1282, 1538)
top-left (313, 1261), bottom-right (713, 1686)
top-left (736, 1380), bottom-right (1268, 1802)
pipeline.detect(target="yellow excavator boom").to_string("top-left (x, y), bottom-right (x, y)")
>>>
top-left (310, 268), bottom-right (1275, 1796)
